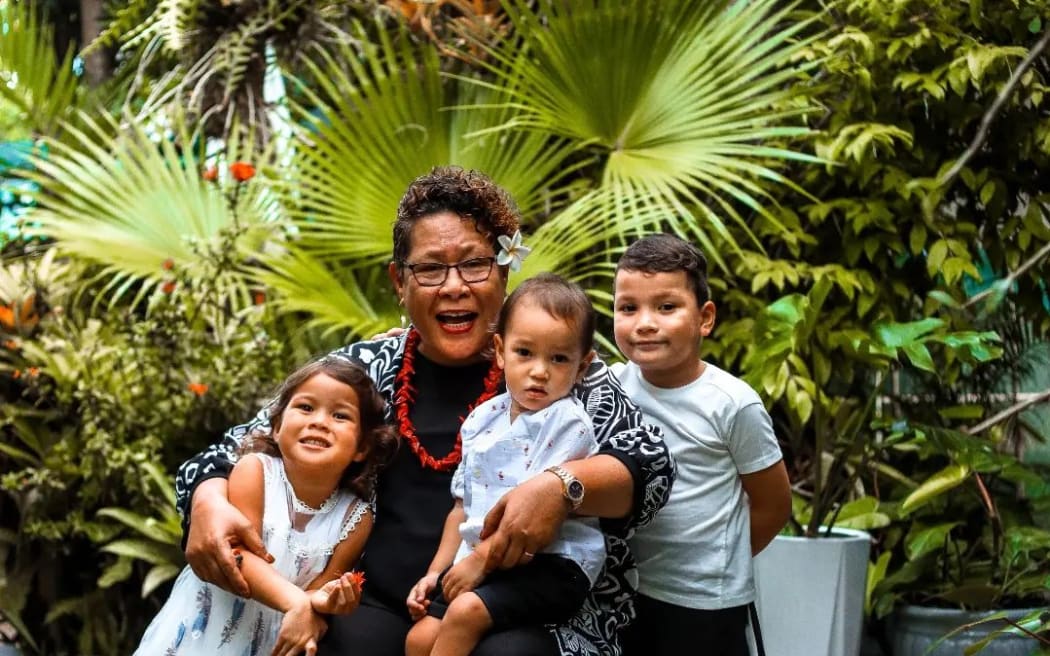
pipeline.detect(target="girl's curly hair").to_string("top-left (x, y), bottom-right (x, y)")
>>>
top-left (239, 356), bottom-right (398, 499)
top-left (393, 166), bottom-right (521, 265)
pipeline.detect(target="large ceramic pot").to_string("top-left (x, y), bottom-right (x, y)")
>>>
top-left (889, 605), bottom-right (1046, 656)
top-left (753, 527), bottom-right (871, 656)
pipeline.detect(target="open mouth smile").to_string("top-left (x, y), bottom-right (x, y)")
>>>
top-left (436, 311), bottom-right (478, 333)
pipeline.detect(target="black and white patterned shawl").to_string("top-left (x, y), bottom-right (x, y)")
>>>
top-left (175, 333), bottom-right (675, 656)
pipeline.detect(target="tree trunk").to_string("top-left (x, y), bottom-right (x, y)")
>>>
top-left (79, 0), bottom-right (111, 85)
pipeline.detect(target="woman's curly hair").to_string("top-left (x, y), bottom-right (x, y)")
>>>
top-left (239, 356), bottom-right (398, 499)
top-left (393, 166), bottom-right (521, 264)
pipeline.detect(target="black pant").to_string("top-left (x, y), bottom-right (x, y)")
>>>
top-left (622, 594), bottom-right (750, 656)
top-left (319, 594), bottom-right (560, 656)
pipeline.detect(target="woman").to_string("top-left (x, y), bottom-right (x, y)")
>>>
top-left (175, 167), bottom-right (674, 656)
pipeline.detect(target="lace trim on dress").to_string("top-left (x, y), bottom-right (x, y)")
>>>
top-left (278, 465), bottom-right (341, 515)
top-left (332, 499), bottom-right (370, 552)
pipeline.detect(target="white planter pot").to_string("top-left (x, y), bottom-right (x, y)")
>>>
top-left (753, 528), bottom-right (871, 656)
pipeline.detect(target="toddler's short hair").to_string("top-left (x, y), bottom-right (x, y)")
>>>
top-left (617, 233), bottom-right (710, 307)
top-left (496, 273), bottom-right (595, 356)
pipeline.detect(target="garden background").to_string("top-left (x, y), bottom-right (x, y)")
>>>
top-left (0, 0), bottom-right (1048, 653)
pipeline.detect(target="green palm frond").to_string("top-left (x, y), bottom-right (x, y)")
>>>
top-left (473, 0), bottom-right (824, 268)
top-left (287, 21), bottom-right (580, 265)
top-left (0, 1), bottom-right (80, 138)
top-left (27, 114), bottom-right (281, 309)
top-left (250, 245), bottom-right (399, 339)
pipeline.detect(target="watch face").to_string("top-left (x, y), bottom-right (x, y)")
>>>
top-left (567, 480), bottom-right (585, 502)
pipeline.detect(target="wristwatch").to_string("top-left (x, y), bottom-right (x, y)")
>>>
top-left (545, 465), bottom-right (585, 511)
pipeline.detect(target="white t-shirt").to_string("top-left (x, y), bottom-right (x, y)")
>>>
top-left (450, 392), bottom-right (606, 584)
top-left (612, 361), bottom-right (782, 609)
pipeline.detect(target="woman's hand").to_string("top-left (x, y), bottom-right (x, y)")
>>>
top-left (186, 478), bottom-right (270, 597)
top-left (441, 554), bottom-right (486, 601)
top-left (310, 572), bottom-right (362, 615)
top-left (480, 472), bottom-right (568, 571)
top-left (271, 600), bottom-right (327, 656)
top-left (406, 572), bottom-right (439, 621)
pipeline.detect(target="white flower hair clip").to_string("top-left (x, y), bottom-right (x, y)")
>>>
top-left (496, 230), bottom-right (532, 272)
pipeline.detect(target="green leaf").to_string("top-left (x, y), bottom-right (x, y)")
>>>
top-left (874, 318), bottom-right (943, 349)
top-left (1029, 17), bottom-right (1042, 33)
top-left (142, 564), bottom-right (182, 598)
top-left (904, 522), bottom-right (960, 560)
top-left (97, 556), bottom-right (133, 588)
top-left (901, 341), bottom-right (935, 372)
top-left (100, 539), bottom-right (180, 566)
top-left (901, 464), bottom-right (971, 513)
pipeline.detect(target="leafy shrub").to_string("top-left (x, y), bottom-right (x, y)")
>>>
top-left (0, 235), bottom-right (298, 654)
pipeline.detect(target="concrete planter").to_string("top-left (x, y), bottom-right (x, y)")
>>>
top-left (889, 605), bottom-right (1046, 656)
top-left (753, 528), bottom-right (871, 656)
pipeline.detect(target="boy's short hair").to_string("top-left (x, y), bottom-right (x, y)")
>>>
top-left (617, 234), bottom-right (710, 306)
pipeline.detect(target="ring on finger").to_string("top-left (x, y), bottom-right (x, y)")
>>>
top-left (523, 551), bottom-right (535, 558)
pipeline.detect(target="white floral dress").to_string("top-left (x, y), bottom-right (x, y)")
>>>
top-left (135, 453), bottom-right (369, 656)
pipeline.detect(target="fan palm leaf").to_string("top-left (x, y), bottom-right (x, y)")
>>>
top-left (285, 21), bottom-right (580, 266)
top-left (471, 0), bottom-right (824, 269)
top-left (248, 244), bottom-right (398, 339)
top-left (27, 114), bottom-right (282, 309)
top-left (0, 1), bottom-right (81, 139)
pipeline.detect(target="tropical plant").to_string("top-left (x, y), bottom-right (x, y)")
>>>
top-left (0, 231), bottom-right (297, 653)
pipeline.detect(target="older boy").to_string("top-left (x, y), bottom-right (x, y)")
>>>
top-left (612, 234), bottom-right (792, 656)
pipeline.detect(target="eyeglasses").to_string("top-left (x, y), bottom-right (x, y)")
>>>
top-left (401, 256), bottom-right (497, 287)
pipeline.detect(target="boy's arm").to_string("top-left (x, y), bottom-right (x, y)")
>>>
top-left (407, 501), bottom-right (466, 617)
top-left (428, 500), bottom-right (467, 575)
top-left (741, 460), bottom-right (792, 555)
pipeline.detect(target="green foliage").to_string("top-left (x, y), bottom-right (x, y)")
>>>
top-left (0, 232), bottom-right (297, 653)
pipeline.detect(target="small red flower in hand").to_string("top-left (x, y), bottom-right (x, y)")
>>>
top-left (229, 162), bottom-right (256, 183)
top-left (348, 570), bottom-right (366, 589)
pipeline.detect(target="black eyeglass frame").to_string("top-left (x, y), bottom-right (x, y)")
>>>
top-left (400, 256), bottom-right (498, 287)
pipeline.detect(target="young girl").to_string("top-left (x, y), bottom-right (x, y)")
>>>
top-left (135, 357), bottom-right (398, 655)
top-left (404, 273), bottom-right (606, 656)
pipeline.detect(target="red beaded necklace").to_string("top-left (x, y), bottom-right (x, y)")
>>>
top-left (393, 328), bottom-right (503, 472)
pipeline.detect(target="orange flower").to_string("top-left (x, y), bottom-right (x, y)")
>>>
top-left (187, 382), bottom-right (209, 397)
top-left (348, 571), bottom-right (366, 589)
top-left (252, 290), bottom-right (266, 306)
top-left (12, 369), bottom-right (21, 379)
top-left (230, 162), bottom-right (256, 183)
top-left (162, 258), bottom-right (175, 271)
top-left (3, 339), bottom-right (18, 350)
top-left (202, 166), bottom-right (219, 182)
top-left (26, 367), bottom-right (39, 378)
top-left (162, 280), bottom-right (176, 294)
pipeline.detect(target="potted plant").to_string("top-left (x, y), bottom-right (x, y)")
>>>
top-left (866, 308), bottom-right (1050, 655)
top-left (734, 277), bottom-right (1003, 655)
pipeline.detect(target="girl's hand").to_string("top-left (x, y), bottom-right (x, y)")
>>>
top-left (442, 554), bottom-right (486, 601)
top-left (310, 572), bottom-right (362, 615)
top-left (406, 573), bottom-right (439, 621)
top-left (271, 600), bottom-right (326, 656)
